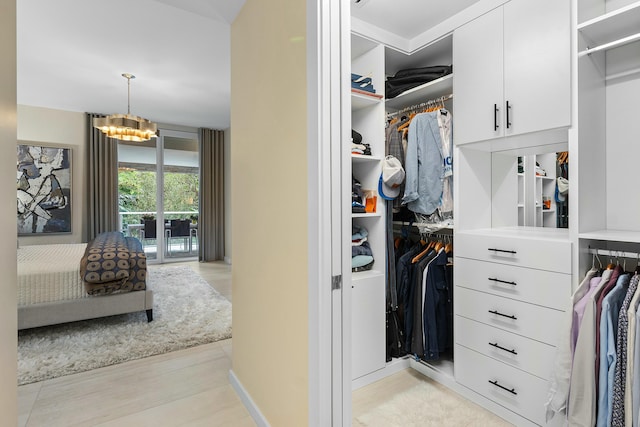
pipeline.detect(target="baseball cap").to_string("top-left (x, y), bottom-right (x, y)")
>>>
top-left (378, 155), bottom-right (405, 201)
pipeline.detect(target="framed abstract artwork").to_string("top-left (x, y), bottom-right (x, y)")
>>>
top-left (17, 144), bottom-right (72, 235)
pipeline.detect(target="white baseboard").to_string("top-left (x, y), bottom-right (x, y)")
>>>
top-left (229, 369), bottom-right (270, 427)
top-left (352, 357), bottom-right (411, 390)
top-left (224, 256), bottom-right (232, 265)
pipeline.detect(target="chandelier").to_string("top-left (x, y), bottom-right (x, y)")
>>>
top-left (93, 73), bottom-right (157, 142)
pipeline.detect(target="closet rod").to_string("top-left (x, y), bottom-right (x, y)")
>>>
top-left (578, 32), bottom-right (640, 57)
top-left (589, 248), bottom-right (640, 260)
top-left (387, 93), bottom-right (453, 118)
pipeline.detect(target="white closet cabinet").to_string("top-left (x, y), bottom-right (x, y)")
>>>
top-left (350, 37), bottom-right (387, 381)
top-left (453, 0), bottom-right (571, 146)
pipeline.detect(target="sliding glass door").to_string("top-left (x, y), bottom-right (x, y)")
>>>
top-left (162, 131), bottom-right (199, 260)
top-left (118, 129), bottom-right (199, 263)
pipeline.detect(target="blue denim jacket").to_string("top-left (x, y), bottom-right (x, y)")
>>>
top-left (401, 112), bottom-right (445, 215)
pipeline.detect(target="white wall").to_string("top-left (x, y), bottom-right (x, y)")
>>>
top-left (606, 73), bottom-right (640, 231)
top-left (17, 105), bottom-right (86, 244)
top-left (0, 0), bottom-right (18, 422)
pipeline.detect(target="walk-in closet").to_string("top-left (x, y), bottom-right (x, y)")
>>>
top-left (344, 0), bottom-right (640, 425)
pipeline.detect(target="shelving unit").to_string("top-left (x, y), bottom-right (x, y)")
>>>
top-left (349, 36), bottom-right (387, 382)
top-left (574, 0), bottom-right (640, 280)
top-left (578, 1), bottom-right (640, 56)
top-left (517, 153), bottom-right (558, 228)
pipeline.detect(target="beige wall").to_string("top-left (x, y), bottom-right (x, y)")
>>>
top-left (224, 127), bottom-right (231, 264)
top-left (17, 105), bottom-right (87, 244)
top-left (0, 0), bottom-right (18, 421)
top-left (230, 0), bottom-right (309, 424)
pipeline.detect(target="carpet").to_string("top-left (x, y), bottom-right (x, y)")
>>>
top-left (18, 265), bottom-right (232, 386)
top-left (356, 380), bottom-right (514, 427)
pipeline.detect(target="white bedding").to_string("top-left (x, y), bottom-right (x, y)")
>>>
top-left (17, 243), bottom-right (88, 306)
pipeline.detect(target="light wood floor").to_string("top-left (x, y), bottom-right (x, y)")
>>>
top-left (19, 261), bottom-right (508, 426)
top-left (18, 261), bottom-right (253, 427)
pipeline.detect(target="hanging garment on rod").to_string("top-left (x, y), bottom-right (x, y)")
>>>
top-left (401, 109), bottom-right (453, 224)
top-left (548, 249), bottom-right (640, 426)
top-left (391, 233), bottom-right (453, 362)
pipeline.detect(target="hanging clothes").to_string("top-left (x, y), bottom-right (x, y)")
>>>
top-left (548, 252), bottom-right (640, 426)
top-left (546, 267), bottom-right (599, 423)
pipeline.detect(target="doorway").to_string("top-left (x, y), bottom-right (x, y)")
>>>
top-left (117, 129), bottom-right (200, 263)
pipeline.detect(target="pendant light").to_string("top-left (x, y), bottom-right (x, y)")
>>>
top-left (93, 73), bottom-right (157, 142)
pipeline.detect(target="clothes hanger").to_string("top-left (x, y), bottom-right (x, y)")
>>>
top-left (411, 237), bottom-right (434, 263)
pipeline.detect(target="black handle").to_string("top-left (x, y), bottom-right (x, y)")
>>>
top-left (494, 104), bottom-right (499, 131)
top-left (489, 380), bottom-right (517, 395)
top-left (487, 248), bottom-right (517, 254)
top-left (506, 100), bottom-right (511, 129)
top-left (488, 309), bottom-right (517, 320)
top-left (489, 342), bottom-right (518, 355)
top-left (488, 278), bottom-right (517, 286)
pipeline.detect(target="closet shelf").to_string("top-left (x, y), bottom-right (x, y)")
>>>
top-left (385, 74), bottom-right (453, 111)
top-left (351, 154), bottom-right (382, 163)
top-left (578, 1), bottom-right (640, 55)
top-left (352, 212), bottom-right (382, 219)
top-left (352, 269), bottom-right (384, 281)
top-left (351, 90), bottom-right (383, 110)
top-left (580, 229), bottom-right (640, 243)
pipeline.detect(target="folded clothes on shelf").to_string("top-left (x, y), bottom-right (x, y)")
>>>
top-left (351, 73), bottom-right (376, 94)
top-left (385, 65), bottom-right (452, 99)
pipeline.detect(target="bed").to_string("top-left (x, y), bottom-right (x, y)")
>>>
top-left (18, 233), bottom-right (153, 330)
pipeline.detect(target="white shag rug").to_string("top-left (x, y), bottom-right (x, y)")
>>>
top-left (18, 265), bottom-right (232, 386)
top-left (356, 381), bottom-right (514, 427)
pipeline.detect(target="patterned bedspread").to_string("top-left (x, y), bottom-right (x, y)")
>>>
top-left (80, 232), bottom-right (147, 295)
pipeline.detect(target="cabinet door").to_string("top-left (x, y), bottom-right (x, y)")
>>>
top-left (453, 7), bottom-right (504, 145)
top-left (503, 0), bottom-right (570, 137)
top-left (351, 274), bottom-right (386, 379)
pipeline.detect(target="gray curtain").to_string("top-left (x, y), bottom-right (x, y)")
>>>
top-left (198, 128), bottom-right (225, 261)
top-left (86, 113), bottom-right (119, 240)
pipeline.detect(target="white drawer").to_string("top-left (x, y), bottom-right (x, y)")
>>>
top-left (456, 231), bottom-right (571, 273)
top-left (455, 344), bottom-right (549, 426)
top-left (456, 315), bottom-right (556, 380)
top-left (455, 257), bottom-right (571, 311)
top-left (455, 286), bottom-right (563, 346)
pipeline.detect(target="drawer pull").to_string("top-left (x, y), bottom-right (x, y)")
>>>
top-left (488, 309), bottom-right (517, 320)
top-left (488, 277), bottom-right (517, 286)
top-left (488, 248), bottom-right (517, 254)
top-left (489, 342), bottom-right (518, 355)
top-left (489, 380), bottom-right (517, 395)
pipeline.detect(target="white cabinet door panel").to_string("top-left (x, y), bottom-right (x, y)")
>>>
top-left (503, 0), bottom-right (571, 137)
top-left (453, 7), bottom-right (504, 145)
top-left (351, 273), bottom-right (386, 379)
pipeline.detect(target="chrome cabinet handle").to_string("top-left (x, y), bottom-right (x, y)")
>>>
top-left (489, 342), bottom-right (518, 355)
top-left (488, 277), bottom-right (517, 286)
top-left (488, 309), bottom-right (517, 320)
top-left (489, 379), bottom-right (517, 395)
